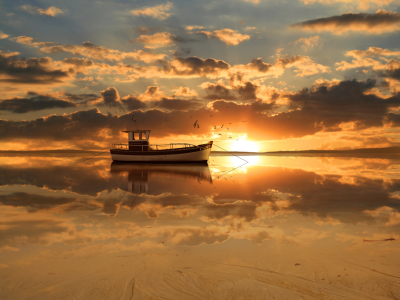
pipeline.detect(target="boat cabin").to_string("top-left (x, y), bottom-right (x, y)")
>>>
top-left (122, 130), bottom-right (151, 151)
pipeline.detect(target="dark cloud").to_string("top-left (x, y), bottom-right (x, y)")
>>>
top-left (0, 108), bottom-right (121, 142)
top-left (288, 79), bottom-right (400, 130)
top-left (235, 81), bottom-right (258, 100)
top-left (1, 79), bottom-right (400, 145)
top-left (100, 87), bottom-right (122, 108)
top-left (62, 57), bottom-right (94, 67)
top-left (384, 60), bottom-right (400, 79)
top-left (121, 95), bottom-right (147, 111)
top-left (291, 10), bottom-right (400, 34)
top-left (160, 56), bottom-right (230, 76)
top-left (250, 100), bottom-right (274, 111)
top-left (64, 92), bottom-right (99, 104)
top-left (153, 98), bottom-right (202, 110)
top-left (145, 86), bottom-right (159, 96)
top-left (0, 52), bottom-right (70, 84)
top-left (203, 83), bottom-right (236, 100)
top-left (203, 81), bottom-right (259, 101)
top-left (247, 58), bottom-right (272, 72)
top-left (0, 93), bottom-right (76, 113)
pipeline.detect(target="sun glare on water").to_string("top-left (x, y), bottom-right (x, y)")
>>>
top-left (230, 140), bottom-right (260, 153)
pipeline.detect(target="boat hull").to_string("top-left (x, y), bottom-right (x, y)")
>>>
top-left (110, 142), bottom-right (212, 162)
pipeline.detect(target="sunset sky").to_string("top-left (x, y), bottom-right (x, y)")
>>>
top-left (1, 0), bottom-right (400, 151)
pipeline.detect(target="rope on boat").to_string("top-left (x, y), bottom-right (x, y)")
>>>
top-left (212, 144), bottom-right (249, 164)
top-left (211, 143), bottom-right (249, 180)
top-left (82, 150), bottom-right (110, 162)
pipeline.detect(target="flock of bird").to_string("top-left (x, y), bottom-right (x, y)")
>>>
top-left (193, 116), bottom-right (246, 141)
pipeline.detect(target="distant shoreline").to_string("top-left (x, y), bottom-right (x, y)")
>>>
top-left (212, 146), bottom-right (400, 155)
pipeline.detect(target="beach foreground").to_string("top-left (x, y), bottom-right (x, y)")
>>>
top-left (0, 154), bottom-right (399, 299)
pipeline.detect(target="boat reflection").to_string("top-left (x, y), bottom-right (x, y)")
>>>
top-left (109, 162), bottom-right (212, 194)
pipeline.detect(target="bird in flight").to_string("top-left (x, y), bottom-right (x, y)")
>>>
top-left (214, 125), bottom-right (216, 129)
top-left (221, 124), bottom-right (224, 128)
top-left (193, 120), bottom-right (198, 128)
top-left (197, 124), bottom-right (200, 129)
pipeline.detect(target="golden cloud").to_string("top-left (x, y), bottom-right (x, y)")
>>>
top-left (291, 10), bottom-right (400, 34)
top-left (135, 32), bottom-right (176, 49)
top-left (198, 29), bottom-right (251, 45)
top-left (131, 2), bottom-right (173, 20)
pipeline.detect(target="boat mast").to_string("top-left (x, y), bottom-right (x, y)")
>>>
top-left (132, 114), bottom-right (138, 130)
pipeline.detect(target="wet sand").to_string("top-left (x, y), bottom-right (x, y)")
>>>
top-left (0, 155), bottom-right (399, 299)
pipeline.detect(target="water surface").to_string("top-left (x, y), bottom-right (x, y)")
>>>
top-left (0, 154), bottom-right (399, 299)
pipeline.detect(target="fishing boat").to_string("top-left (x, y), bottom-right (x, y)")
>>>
top-left (110, 130), bottom-right (213, 162)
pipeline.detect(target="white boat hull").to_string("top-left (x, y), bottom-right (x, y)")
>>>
top-left (111, 146), bottom-right (212, 162)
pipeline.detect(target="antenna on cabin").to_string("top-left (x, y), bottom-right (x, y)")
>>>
top-left (132, 114), bottom-right (138, 130)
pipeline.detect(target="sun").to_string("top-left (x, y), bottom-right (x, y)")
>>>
top-left (230, 140), bottom-right (260, 152)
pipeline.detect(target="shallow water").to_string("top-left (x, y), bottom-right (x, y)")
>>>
top-left (0, 154), bottom-right (399, 299)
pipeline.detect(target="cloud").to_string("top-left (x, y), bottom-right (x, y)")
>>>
top-left (0, 92), bottom-right (76, 113)
top-left (230, 56), bottom-right (329, 79)
top-left (39, 41), bottom-right (165, 62)
top-left (185, 25), bottom-right (204, 31)
top-left (134, 32), bottom-right (177, 49)
top-left (287, 56), bottom-right (331, 77)
top-left (63, 92), bottom-right (99, 105)
top-left (11, 36), bottom-right (165, 63)
top-left (152, 98), bottom-right (202, 111)
top-left (198, 29), bottom-right (251, 45)
top-left (201, 81), bottom-right (236, 100)
top-left (131, 2), bottom-right (173, 20)
top-left (37, 6), bottom-right (64, 17)
top-left (245, 58), bottom-right (273, 73)
top-left (335, 47), bottom-right (400, 76)
top-left (201, 79), bottom-right (261, 102)
top-left (99, 87), bottom-right (123, 108)
top-left (105, 54), bottom-right (328, 82)
top-left (291, 10), bottom-right (400, 34)
top-left (300, 0), bottom-right (395, 10)
top-left (20, 5), bottom-right (65, 17)
top-left (172, 86), bottom-right (199, 97)
top-left (344, 47), bottom-right (400, 58)
top-left (0, 51), bottom-right (71, 84)
top-left (121, 95), bottom-right (147, 111)
top-left (292, 36), bottom-right (321, 48)
top-left (0, 31), bottom-right (9, 39)
top-left (288, 79), bottom-right (400, 130)
top-left (157, 56), bottom-right (231, 78)
top-left (1, 79), bottom-right (399, 147)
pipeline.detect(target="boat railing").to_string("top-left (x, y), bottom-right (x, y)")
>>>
top-left (112, 143), bottom-right (200, 151)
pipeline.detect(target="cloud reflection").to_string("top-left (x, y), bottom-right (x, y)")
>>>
top-left (0, 155), bottom-right (399, 252)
